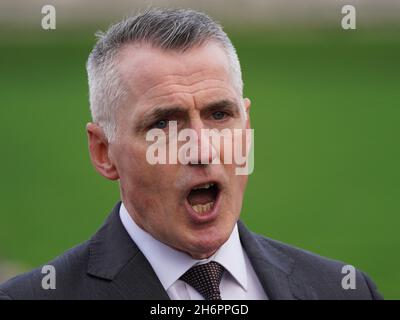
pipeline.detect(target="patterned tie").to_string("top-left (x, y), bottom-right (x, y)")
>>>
top-left (180, 261), bottom-right (225, 300)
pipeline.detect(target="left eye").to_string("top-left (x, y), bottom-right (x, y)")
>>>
top-left (212, 111), bottom-right (228, 120)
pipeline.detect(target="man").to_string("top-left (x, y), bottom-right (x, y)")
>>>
top-left (0, 8), bottom-right (382, 300)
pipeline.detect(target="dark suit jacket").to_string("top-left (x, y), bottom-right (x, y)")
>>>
top-left (0, 202), bottom-right (383, 300)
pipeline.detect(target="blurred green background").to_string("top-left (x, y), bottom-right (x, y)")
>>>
top-left (0, 1), bottom-right (399, 299)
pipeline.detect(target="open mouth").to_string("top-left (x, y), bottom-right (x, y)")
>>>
top-left (186, 182), bottom-right (220, 215)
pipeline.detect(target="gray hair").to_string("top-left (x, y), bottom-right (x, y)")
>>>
top-left (86, 8), bottom-right (243, 142)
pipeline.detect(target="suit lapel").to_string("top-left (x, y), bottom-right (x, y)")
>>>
top-left (111, 251), bottom-right (170, 300)
top-left (238, 220), bottom-right (309, 300)
top-left (87, 202), bottom-right (170, 300)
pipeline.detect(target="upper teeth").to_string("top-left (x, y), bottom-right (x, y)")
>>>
top-left (193, 183), bottom-right (214, 190)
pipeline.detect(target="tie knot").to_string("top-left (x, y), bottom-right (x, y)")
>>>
top-left (180, 261), bottom-right (225, 300)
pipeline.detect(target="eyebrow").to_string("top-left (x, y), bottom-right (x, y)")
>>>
top-left (136, 106), bottom-right (186, 132)
top-left (202, 99), bottom-right (240, 116)
top-left (135, 99), bottom-right (240, 132)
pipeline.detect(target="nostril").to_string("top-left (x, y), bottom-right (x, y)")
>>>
top-left (189, 161), bottom-right (208, 167)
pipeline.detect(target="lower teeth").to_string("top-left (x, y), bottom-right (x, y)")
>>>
top-left (191, 202), bottom-right (214, 214)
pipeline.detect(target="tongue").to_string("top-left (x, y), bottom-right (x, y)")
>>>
top-left (187, 189), bottom-right (215, 205)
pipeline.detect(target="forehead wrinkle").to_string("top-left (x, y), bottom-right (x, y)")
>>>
top-left (139, 86), bottom-right (237, 114)
top-left (140, 71), bottom-right (229, 97)
top-left (117, 43), bottom-right (234, 99)
top-left (141, 78), bottom-right (233, 101)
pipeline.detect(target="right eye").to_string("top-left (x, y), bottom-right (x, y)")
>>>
top-left (154, 120), bottom-right (168, 129)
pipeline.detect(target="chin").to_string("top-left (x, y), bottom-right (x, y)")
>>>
top-left (185, 225), bottom-right (232, 259)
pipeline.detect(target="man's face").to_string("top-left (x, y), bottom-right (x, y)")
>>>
top-left (106, 42), bottom-right (251, 259)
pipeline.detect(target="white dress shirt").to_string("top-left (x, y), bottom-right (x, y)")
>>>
top-left (119, 202), bottom-right (267, 300)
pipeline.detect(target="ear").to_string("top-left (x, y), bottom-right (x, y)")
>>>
top-left (243, 98), bottom-right (251, 129)
top-left (86, 122), bottom-right (119, 180)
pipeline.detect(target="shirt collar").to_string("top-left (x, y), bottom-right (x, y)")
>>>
top-left (119, 202), bottom-right (248, 291)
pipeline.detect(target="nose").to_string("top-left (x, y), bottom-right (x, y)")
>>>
top-left (185, 118), bottom-right (218, 166)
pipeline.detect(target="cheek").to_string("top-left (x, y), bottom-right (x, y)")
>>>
top-left (116, 142), bottom-right (158, 191)
top-left (118, 139), bottom-right (154, 173)
top-left (237, 175), bottom-right (248, 197)
top-left (119, 150), bottom-right (179, 203)
top-left (225, 168), bottom-right (248, 209)
top-left (214, 127), bottom-right (249, 165)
